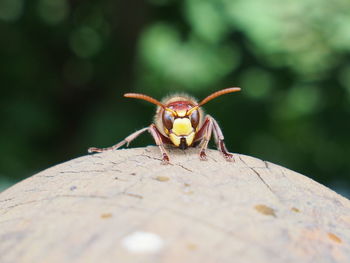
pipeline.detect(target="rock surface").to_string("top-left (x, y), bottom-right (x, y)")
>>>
top-left (0, 146), bottom-right (349, 263)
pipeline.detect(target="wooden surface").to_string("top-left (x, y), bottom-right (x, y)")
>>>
top-left (0, 146), bottom-right (350, 263)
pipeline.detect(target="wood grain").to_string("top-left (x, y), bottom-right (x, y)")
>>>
top-left (0, 146), bottom-right (349, 263)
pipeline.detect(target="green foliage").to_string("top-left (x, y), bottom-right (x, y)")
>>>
top-left (0, 0), bottom-right (349, 195)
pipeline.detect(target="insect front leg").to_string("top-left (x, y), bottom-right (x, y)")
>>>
top-left (88, 127), bottom-right (149, 153)
top-left (149, 124), bottom-right (171, 164)
top-left (210, 115), bottom-right (234, 161)
top-left (194, 116), bottom-right (213, 160)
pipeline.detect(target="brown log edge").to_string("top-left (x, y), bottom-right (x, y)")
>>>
top-left (0, 146), bottom-right (350, 263)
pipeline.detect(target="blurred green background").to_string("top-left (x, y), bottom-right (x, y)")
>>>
top-left (1, 0), bottom-right (349, 196)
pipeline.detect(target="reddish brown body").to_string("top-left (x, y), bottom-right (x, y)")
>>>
top-left (88, 87), bottom-right (241, 163)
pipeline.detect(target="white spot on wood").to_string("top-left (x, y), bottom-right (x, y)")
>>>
top-left (121, 231), bottom-right (164, 253)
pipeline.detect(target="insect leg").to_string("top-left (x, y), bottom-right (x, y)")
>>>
top-left (149, 124), bottom-right (170, 163)
top-left (88, 127), bottom-right (149, 153)
top-left (209, 115), bottom-right (234, 161)
top-left (198, 117), bottom-right (213, 160)
top-left (194, 117), bottom-right (210, 141)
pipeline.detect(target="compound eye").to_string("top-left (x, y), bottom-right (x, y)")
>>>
top-left (162, 110), bottom-right (175, 130)
top-left (190, 109), bottom-right (199, 129)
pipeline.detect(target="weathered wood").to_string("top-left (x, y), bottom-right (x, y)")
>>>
top-left (0, 146), bottom-right (349, 263)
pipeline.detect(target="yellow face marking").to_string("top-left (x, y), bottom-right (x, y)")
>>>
top-left (169, 133), bottom-right (181, 147)
top-left (185, 132), bottom-right (195, 146)
top-left (176, 110), bottom-right (187, 117)
top-left (169, 132), bottom-right (195, 147)
top-left (172, 118), bottom-right (193, 136)
top-left (164, 127), bottom-right (170, 135)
